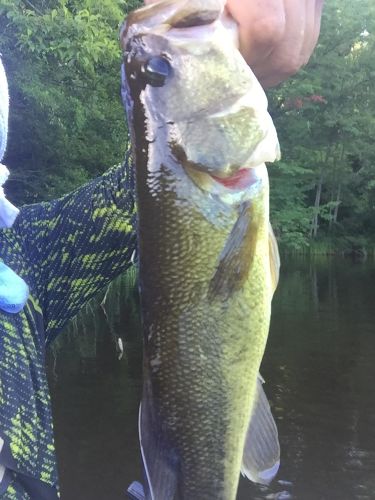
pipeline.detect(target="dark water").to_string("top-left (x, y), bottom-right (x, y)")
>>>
top-left (47, 257), bottom-right (375, 500)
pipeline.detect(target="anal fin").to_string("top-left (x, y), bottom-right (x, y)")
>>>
top-left (269, 223), bottom-right (280, 296)
top-left (241, 374), bottom-right (280, 485)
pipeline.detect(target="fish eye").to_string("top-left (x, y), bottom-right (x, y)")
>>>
top-left (142, 56), bottom-right (171, 87)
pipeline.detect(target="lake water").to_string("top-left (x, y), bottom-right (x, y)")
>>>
top-left (47, 257), bottom-right (375, 500)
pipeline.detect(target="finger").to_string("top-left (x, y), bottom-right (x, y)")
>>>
top-left (225, 0), bottom-right (286, 68)
top-left (301, 0), bottom-right (324, 64)
top-left (260, 0), bottom-right (324, 87)
top-left (311, 0), bottom-right (325, 57)
top-left (255, 0), bottom-right (307, 87)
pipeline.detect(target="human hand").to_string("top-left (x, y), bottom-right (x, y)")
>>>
top-left (225, 0), bottom-right (324, 88)
top-left (143, 0), bottom-right (324, 89)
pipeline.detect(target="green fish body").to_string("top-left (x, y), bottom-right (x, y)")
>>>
top-left (121, 1), bottom-right (280, 498)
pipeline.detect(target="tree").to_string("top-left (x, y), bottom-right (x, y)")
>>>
top-left (0, 0), bottom-right (142, 204)
top-left (268, 0), bottom-right (375, 251)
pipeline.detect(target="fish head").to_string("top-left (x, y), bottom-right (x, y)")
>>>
top-left (121, 0), bottom-right (280, 196)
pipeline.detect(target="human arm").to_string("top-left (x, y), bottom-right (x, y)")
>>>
top-left (12, 156), bottom-right (137, 345)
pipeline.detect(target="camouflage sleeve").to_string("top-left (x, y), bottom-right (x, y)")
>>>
top-left (12, 157), bottom-right (137, 345)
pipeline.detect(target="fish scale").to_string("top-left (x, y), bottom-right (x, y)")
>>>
top-left (138, 171), bottom-right (271, 499)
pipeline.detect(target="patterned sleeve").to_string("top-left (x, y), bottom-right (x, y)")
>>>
top-left (12, 157), bottom-right (137, 345)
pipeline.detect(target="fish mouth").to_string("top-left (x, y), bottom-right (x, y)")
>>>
top-left (210, 168), bottom-right (260, 190)
top-left (184, 162), bottom-right (268, 206)
top-left (172, 143), bottom-right (261, 193)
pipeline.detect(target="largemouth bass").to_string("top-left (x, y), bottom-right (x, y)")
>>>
top-left (121, 1), bottom-right (281, 498)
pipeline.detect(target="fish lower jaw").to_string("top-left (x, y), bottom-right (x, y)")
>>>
top-left (185, 162), bottom-right (268, 205)
top-left (207, 163), bottom-right (268, 205)
top-left (210, 163), bottom-right (267, 191)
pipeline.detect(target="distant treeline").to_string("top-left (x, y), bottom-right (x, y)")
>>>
top-left (268, 1), bottom-right (375, 253)
top-left (1, 0), bottom-right (375, 253)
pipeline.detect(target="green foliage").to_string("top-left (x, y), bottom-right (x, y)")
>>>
top-left (268, 0), bottom-right (375, 252)
top-left (0, 0), bottom-right (142, 203)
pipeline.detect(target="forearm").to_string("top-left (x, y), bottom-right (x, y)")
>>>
top-left (13, 158), bottom-right (137, 344)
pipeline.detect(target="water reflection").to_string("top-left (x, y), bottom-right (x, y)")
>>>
top-left (48, 258), bottom-right (375, 499)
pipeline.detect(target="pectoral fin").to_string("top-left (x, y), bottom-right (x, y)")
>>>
top-left (139, 383), bottom-right (178, 500)
top-left (241, 374), bottom-right (280, 485)
top-left (208, 201), bottom-right (259, 300)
